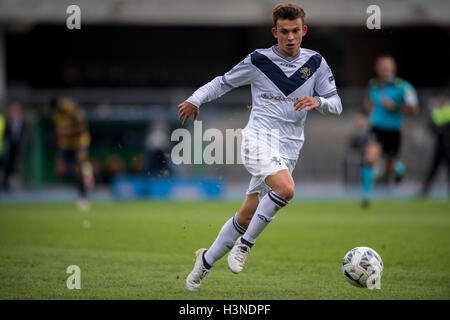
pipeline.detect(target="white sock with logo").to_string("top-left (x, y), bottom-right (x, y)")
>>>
top-left (242, 190), bottom-right (288, 245)
top-left (204, 213), bottom-right (246, 267)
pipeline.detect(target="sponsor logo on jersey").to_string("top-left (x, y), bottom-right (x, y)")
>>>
top-left (260, 93), bottom-right (299, 102)
top-left (280, 63), bottom-right (297, 68)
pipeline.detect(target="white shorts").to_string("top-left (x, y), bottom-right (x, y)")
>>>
top-left (241, 129), bottom-right (298, 200)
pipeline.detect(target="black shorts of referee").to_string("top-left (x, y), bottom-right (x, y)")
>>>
top-left (366, 127), bottom-right (401, 157)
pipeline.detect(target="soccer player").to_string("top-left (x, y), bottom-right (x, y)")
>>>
top-left (178, 3), bottom-right (342, 291)
top-left (360, 56), bottom-right (419, 208)
top-left (51, 97), bottom-right (94, 211)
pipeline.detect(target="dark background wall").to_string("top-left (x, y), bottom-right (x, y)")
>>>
top-left (6, 24), bottom-right (450, 88)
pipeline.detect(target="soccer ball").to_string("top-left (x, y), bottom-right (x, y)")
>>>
top-left (342, 247), bottom-right (383, 289)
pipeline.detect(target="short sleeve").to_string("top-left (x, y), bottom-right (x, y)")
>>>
top-left (403, 81), bottom-right (418, 107)
top-left (314, 58), bottom-right (338, 98)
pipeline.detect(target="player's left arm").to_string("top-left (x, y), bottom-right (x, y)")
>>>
top-left (294, 57), bottom-right (342, 115)
top-left (400, 81), bottom-right (419, 115)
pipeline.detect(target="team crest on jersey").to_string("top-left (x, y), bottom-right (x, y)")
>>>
top-left (299, 67), bottom-right (311, 80)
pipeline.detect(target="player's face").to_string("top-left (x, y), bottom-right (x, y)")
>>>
top-left (272, 18), bottom-right (307, 57)
top-left (375, 58), bottom-right (396, 81)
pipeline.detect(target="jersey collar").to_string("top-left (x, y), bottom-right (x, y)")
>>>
top-left (378, 76), bottom-right (396, 87)
top-left (271, 45), bottom-right (301, 62)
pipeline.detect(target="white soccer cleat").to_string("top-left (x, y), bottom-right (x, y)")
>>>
top-left (228, 237), bottom-right (251, 274)
top-left (186, 248), bottom-right (210, 291)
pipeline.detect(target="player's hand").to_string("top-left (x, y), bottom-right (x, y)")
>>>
top-left (177, 101), bottom-right (199, 126)
top-left (294, 97), bottom-right (321, 111)
top-left (381, 98), bottom-right (396, 111)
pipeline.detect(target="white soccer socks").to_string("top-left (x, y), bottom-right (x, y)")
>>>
top-left (203, 213), bottom-right (246, 267)
top-left (187, 214), bottom-right (245, 290)
top-left (194, 190), bottom-right (288, 281)
top-left (242, 190), bottom-right (288, 244)
top-left (228, 190), bottom-right (288, 273)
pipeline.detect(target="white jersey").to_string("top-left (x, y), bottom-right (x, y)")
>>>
top-left (187, 45), bottom-right (342, 160)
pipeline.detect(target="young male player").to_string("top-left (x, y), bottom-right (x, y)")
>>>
top-left (178, 3), bottom-right (342, 291)
top-left (360, 56), bottom-right (419, 208)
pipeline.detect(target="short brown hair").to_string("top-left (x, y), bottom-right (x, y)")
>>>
top-left (272, 3), bottom-right (306, 26)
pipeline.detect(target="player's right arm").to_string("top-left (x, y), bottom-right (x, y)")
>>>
top-left (178, 54), bottom-right (256, 125)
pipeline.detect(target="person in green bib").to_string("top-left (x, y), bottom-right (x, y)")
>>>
top-left (0, 112), bottom-right (5, 157)
top-left (361, 56), bottom-right (419, 208)
top-left (420, 94), bottom-right (450, 198)
top-left (0, 111), bottom-right (5, 168)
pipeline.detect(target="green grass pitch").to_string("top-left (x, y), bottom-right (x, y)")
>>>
top-left (0, 200), bottom-right (449, 299)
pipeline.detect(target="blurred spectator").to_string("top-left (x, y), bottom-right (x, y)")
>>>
top-left (420, 94), bottom-right (450, 198)
top-left (51, 97), bottom-right (94, 211)
top-left (95, 100), bottom-right (112, 119)
top-left (1, 102), bottom-right (26, 191)
top-left (0, 109), bottom-right (5, 177)
top-left (104, 154), bottom-right (127, 183)
top-left (145, 120), bottom-right (172, 178)
top-left (129, 154), bottom-right (146, 174)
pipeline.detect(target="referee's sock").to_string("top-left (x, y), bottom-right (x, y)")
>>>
top-left (361, 165), bottom-right (373, 200)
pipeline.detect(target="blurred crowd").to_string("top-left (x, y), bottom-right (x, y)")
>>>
top-left (0, 97), bottom-right (176, 209)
